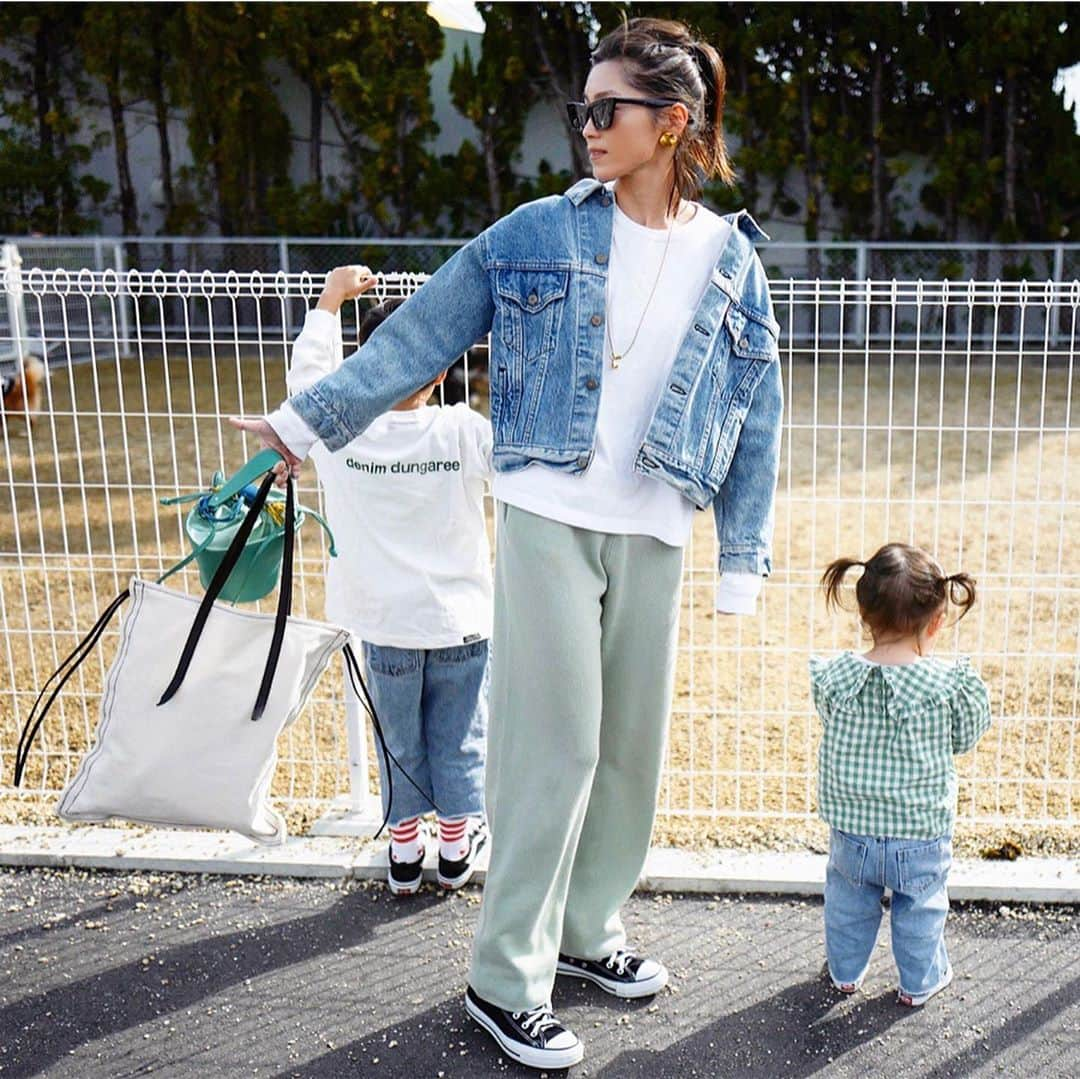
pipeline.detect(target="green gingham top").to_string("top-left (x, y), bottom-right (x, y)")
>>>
top-left (809, 652), bottom-right (992, 839)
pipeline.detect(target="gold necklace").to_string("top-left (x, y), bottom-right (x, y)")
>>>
top-left (605, 214), bottom-right (676, 369)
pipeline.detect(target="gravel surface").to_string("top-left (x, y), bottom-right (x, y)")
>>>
top-left (1, 867), bottom-right (1078, 1078)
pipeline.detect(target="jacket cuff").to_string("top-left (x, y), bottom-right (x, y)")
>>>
top-left (265, 402), bottom-right (319, 461)
top-left (715, 573), bottom-right (763, 615)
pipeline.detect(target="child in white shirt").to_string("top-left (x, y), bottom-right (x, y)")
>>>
top-left (289, 267), bottom-right (492, 895)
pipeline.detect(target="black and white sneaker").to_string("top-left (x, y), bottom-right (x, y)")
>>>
top-left (438, 818), bottom-right (489, 890)
top-left (465, 985), bottom-right (584, 1070)
top-left (387, 843), bottom-right (425, 897)
top-left (556, 949), bottom-right (668, 998)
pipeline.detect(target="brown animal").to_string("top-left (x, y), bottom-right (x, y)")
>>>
top-left (1, 355), bottom-right (45, 428)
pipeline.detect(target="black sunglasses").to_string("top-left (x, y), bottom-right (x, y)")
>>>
top-left (566, 96), bottom-right (680, 133)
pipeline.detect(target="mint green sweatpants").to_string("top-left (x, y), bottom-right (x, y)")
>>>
top-left (468, 503), bottom-right (685, 1010)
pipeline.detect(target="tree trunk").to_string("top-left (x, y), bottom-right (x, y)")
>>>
top-left (107, 62), bottom-right (139, 236)
top-left (800, 77), bottom-right (822, 278)
top-left (33, 25), bottom-right (56, 215)
top-left (870, 51), bottom-right (886, 241)
top-left (308, 80), bottom-right (323, 187)
top-left (943, 108), bottom-right (957, 241)
top-left (484, 116), bottom-right (501, 222)
top-left (979, 92), bottom-right (993, 242)
top-left (1003, 74), bottom-right (1017, 233)
top-left (396, 109), bottom-right (412, 236)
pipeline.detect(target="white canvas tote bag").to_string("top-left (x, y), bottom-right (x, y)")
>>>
top-left (14, 455), bottom-right (415, 844)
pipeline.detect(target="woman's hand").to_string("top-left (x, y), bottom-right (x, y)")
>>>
top-left (228, 416), bottom-right (302, 487)
top-left (316, 265), bottom-right (379, 314)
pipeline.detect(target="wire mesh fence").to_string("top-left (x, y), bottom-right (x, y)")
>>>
top-left (1, 260), bottom-right (1077, 843)
top-left (7, 236), bottom-right (1079, 356)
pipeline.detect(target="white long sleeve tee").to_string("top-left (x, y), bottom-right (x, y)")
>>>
top-left (288, 309), bottom-right (493, 648)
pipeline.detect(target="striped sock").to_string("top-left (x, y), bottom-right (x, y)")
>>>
top-left (390, 817), bottom-right (423, 863)
top-left (438, 816), bottom-right (470, 860)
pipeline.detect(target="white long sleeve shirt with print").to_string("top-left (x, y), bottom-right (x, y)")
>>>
top-left (289, 308), bottom-right (493, 649)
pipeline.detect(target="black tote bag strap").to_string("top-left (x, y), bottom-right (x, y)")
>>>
top-left (157, 469), bottom-right (284, 713)
top-left (250, 475), bottom-right (294, 721)
top-left (341, 642), bottom-right (443, 838)
top-left (13, 588), bottom-right (130, 786)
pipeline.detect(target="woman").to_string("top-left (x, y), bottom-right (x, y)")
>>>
top-left (236, 17), bottom-right (782, 1071)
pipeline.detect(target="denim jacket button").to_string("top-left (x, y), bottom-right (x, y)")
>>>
top-left (601, 197), bottom-right (612, 207)
top-left (585, 377), bottom-right (598, 390)
top-left (739, 337), bottom-right (750, 350)
top-left (595, 252), bottom-right (608, 265)
top-left (590, 314), bottom-right (602, 327)
top-left (528, 293), bottom-right (539, 306)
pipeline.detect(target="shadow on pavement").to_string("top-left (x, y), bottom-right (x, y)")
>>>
top-left (595, 977), bottom-right (914, 1078)
top-left (924, 972), bottom-right (1080, 1079)
top-left (0, 887), bottom-right (446, 1079)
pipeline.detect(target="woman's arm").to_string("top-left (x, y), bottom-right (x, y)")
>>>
top-left (290, 238), bottom-right (494, 453)
top-left (711, 353), bottom-right (783, 596)
top-left (232, 238), bottom-right (495, 477)
top-left (230, 266), bottom-right (377, 478)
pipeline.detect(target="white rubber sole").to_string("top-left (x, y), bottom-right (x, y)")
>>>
top-left (387, 862), bottom-right (424, 896)
top-left (437, 863), bottom-right (475, 890)
top-left (556, 960), bottom-right (669, 999)
top-left (437, 830), bottom-right (489, 890)
top-left (899, 964), bottom-right (954, 1007)
top-left (465, 994), bottom-right (584, 1070)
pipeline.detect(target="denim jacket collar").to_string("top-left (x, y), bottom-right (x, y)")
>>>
top-left (563, 178), bottom-right (771, 244)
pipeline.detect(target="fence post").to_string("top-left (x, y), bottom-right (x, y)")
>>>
top-left (1052, 243), bottom-right (1065, 349)
top-left (279, 238), bottom-right (292, 340)
top-left (113, 242), bottom-right (131, 354)
top-left (854, 242), bottom-right (868, 344)
top-left (1, 242), bottom-right (29, 360)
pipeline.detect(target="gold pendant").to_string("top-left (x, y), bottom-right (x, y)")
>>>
top-left (611, 353), bottom-right (621, 369)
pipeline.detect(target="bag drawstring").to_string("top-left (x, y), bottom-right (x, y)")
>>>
top-left (13, 588), bottom-right (130, 786)
top-left (341, 642), bottom-right (444, 839)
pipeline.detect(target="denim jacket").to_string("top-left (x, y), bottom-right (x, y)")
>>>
top-left (287, 178), bottom-right (783, 576)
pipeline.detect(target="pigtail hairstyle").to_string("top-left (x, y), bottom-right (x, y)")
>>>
top-left (944, 572), bottom-right (977, 622)
top-left (591, 17), bottom-right (736, 215)
top-left (821, 544), bottom-right (977, 640)
top-left (821, 557), bottom-right (865, 614)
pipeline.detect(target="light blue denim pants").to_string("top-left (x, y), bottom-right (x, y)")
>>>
top-left (825, 829), bottom-right (952, 1000)
top-left (360, 639), bottom-right (489, 826)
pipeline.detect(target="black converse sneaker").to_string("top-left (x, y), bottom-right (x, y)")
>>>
top-left (465, 986), bottom-right (584, 1070)
top-left (437, 818), bottom-right (489, 890)
top-left (556, 948), bottom-right (668, 998)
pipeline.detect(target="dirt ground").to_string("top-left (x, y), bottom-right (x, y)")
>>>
top-left (1, 346), bottom-right (1077, 854)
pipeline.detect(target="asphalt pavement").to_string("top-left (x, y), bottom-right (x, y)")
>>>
top-left (1, 867), bottom-right (1077, 1078)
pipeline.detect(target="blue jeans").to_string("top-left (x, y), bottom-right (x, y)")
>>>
top-left (361, 640), bottom-right (489, 826)
top-left (825, 829), bottom-right (952, 998)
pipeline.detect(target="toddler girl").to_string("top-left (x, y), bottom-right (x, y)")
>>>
top-left (809, 543), bottom-right (991, 1006)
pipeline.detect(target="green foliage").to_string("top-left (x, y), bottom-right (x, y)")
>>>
top-left (0, 4), bottom-right (109, 233)
top-left (0, 2), bottom-right (1076, 240)
top-left (172, 3), bottom-right (293, 235)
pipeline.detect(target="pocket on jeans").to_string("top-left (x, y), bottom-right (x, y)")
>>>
top-left (828, 830), bottom-right (868, 887)
top-left (896, 838), bottom-right (951, 897)
top-left (430, 640), bottom-right (488, 665)
top-left (363, 643), bottom-right (420, 677)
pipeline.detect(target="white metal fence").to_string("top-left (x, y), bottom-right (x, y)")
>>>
top-left (6, 236), bottom-right (1080, 355)
top-left (1, 259), bottom-right (1077, 839)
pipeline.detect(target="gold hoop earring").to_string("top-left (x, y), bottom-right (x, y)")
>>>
top-left (659, 132), bottom-right (678, 148)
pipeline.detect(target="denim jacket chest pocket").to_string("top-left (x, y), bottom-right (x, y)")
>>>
top-left (492, 266), bottom-right (571, 445)
top-left (495, 268), bottom-right (569, 361)
top-left (697, 302), bottom-right (779, 481)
